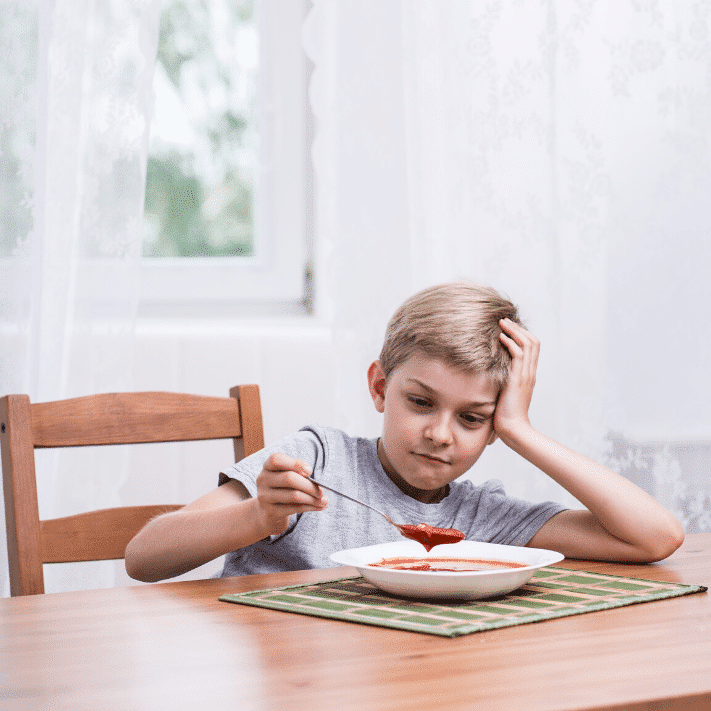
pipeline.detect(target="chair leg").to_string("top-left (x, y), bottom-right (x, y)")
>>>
top-left (1, 395), bottom-right (45, 595)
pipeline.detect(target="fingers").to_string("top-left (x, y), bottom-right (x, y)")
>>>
top-left (494, 320), bottom-right (539, 439)
top-left (263, 451), bottom-right (312, 476)
top-left (498, 318), bottom-right (540, 355)
top-left (259, 453), bottom-right (327, 512)
top-left (499, 318), bottom-right (540, 383)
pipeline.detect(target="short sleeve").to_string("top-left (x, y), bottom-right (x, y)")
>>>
top-left (471, 481), bottom-right (566, 546)
top-left (217, 426), bottom-right (328, 499)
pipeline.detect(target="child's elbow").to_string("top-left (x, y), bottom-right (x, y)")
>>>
top-left (124, 558), bottom-right (142, 581)
top-left (124, 547), bottom-right (145, 582)
top-left (644, 522), bottom-right (685, 563)
top-left (125, 555), bottom-right (162, 583)
top-left (124, 539), bottom-right (157, 582)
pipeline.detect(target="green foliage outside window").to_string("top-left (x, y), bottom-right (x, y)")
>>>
top-left (143, 0), bottom-right (257, 258)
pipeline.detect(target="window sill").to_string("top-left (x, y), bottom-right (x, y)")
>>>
top-left (134, 307), bottom-right (330, 337)
top-left (137, 297), bottom-right (310, 321)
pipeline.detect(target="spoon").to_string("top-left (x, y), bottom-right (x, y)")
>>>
top-left (308, 475), bottom-right (465, 551)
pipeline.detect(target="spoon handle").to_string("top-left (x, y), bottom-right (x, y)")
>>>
top-left (308, 476), bottom-right (400, 528)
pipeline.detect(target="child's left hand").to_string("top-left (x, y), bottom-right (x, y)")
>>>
top-left (494, 318), bottom-right (540, 441)
top-left (493, 318), bottom-right (684, 563)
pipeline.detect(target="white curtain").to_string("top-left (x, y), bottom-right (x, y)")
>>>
top-left (0, 0), bottom-right (160, 596)
top-left (2, 0), bottom-right (710, 598)
top-left (305, 1), bottom-right (711, 529)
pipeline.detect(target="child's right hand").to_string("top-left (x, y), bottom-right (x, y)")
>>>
top-left (254, 452), bottom-right (328, 535)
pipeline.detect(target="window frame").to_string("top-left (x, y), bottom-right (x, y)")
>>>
top-left (138, 0), bottom-right (311, 317)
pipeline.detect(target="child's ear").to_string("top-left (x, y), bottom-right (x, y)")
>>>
top-left (367, 360), bottom-right (387, 413)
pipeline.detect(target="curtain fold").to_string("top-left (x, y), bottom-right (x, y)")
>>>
top-left (2, 0), bottom-right (709, 597)
top-left (0, 0), bottom-right (161, 595)
top-left (306, 0), bottom-right (711, 529)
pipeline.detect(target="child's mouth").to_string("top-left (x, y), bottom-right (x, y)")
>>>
top-left (413, 452), bottom-right (449, 465)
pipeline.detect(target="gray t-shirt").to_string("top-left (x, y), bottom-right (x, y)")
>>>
top-left (219, 425), bottom-right (566, 577)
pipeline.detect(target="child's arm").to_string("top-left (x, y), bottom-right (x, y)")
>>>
top-left (124, 453), bottom-right (327, 582)
top-left (495, 318), bottom-right (685, 562)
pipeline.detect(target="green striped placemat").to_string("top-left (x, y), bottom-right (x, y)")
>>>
top-left (219, 567), bottom-right (706, 637)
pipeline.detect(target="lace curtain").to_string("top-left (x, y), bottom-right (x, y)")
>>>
top-left (306, 1), bottom-right (711, 528)
top-left (0, 0), bottom-right (160, 596)
top-left (2, 0), bottom-right (710, 598)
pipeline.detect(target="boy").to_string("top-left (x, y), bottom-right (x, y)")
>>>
top-left (125, 282), bottom-right (684, 582)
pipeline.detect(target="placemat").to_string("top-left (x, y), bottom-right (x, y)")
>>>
top-left (219, 567), bottom-right (706, 637)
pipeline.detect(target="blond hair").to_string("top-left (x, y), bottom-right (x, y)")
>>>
top-left (379, 282), bottom-right (522, 387)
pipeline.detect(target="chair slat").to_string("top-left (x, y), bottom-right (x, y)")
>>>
top-left (40, 506), bottom-right (184, 563)
top-left (1, 385), bottom-right (264, 595)
top-left (31, 392), bottom-right (242, 447)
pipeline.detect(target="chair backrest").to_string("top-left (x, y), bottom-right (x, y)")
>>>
top-left (0, 385), bottom-right (264, 596)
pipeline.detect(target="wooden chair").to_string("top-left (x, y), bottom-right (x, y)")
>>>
top-left (0, 385), bottom-right (264, 596)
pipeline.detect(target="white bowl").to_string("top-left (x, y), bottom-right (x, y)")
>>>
top-left (330, 539), bottom-right (564, 600)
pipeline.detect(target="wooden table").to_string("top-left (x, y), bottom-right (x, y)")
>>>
top-left (1, 534), bottom-right (709, 711)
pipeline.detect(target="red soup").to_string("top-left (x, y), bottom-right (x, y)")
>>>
top-left (369, 556), bottom-right (528, 572)
top-left (398, 523), bottom-right (465, 552)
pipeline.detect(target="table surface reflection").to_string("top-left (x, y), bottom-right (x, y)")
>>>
top-left (1, 534), bottom-right (710, 711)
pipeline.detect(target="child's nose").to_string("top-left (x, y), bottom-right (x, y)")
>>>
top-left (424, 415), bottom-right (453, 445)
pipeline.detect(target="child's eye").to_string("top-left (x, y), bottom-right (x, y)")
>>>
top-left (460, 413), bottom-right (484, 427)
top-left (407, 396), bottom-right (431, 409)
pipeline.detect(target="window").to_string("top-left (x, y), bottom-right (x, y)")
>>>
top-left (139, 0), bottom-right (311, 317)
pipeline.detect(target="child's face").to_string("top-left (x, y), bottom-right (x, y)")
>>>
top-left (367, 354), bottom-right (500, 503)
